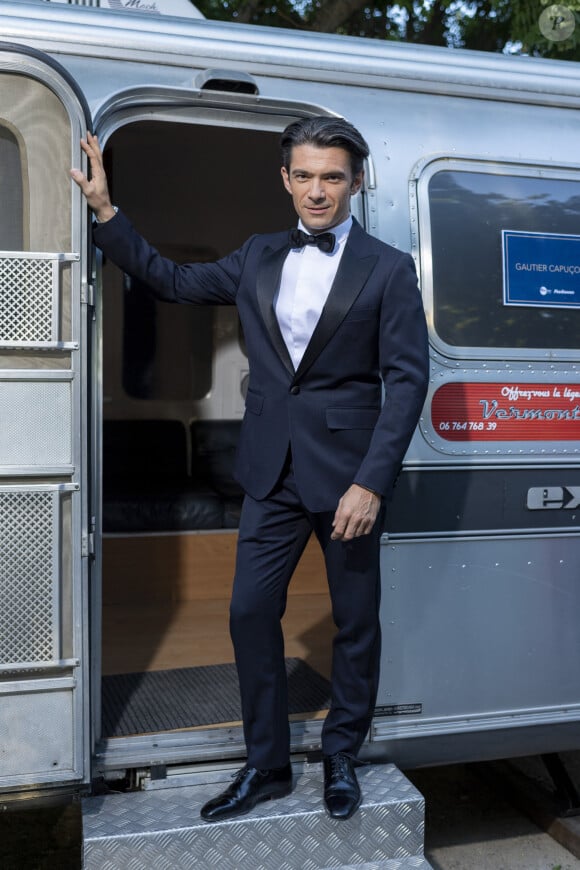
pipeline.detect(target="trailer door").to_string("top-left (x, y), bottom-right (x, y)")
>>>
top-left (0, 45), bottom-right (91, 793)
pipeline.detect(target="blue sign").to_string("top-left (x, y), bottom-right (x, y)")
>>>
top-left (502, 230), bottom-right (580, 309)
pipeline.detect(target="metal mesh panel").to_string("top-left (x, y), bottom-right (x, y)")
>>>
top-left (0, 256), bottom-right (54, 344)
top-left (0, 491), bottom-right (57, 665)
top-left (0, 380), bottom-right (72, 467)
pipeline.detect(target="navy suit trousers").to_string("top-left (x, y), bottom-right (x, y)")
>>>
top-left (230, 459), bottom-right (383, 769)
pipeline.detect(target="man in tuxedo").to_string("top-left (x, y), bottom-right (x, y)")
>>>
top-left (71, 116), bottom-right (429, 822)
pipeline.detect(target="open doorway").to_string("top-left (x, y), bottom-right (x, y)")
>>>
top-left (99, 118), bottom-right (334, 744)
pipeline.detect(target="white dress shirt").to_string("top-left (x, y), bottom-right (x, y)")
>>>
top-left (275, 215), bottom-right (353, 370)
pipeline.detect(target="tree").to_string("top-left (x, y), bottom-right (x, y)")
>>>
top-left (193, 0), bottom-right (580, 60)
top-left (503, 0), bottom-right (580, 59)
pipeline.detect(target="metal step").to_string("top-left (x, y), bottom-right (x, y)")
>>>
top-left (82, 762), bottom-right (430, 870)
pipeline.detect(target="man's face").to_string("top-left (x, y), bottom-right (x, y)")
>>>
top-left (281, 143), bottom-right (363, 234)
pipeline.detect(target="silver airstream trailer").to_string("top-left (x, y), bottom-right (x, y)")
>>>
top-left (0, 1), bottom-right (579, 865)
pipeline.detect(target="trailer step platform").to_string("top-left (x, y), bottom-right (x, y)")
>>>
top-left (82, 762), bottom-right (430, 869)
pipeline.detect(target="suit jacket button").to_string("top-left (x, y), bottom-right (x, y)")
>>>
top-left (290, 385), bottom-right (300, 395)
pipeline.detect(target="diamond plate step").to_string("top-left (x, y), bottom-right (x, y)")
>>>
top-left (82, 762), bottom-right (430, 870)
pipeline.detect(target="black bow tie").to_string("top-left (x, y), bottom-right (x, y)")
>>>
top-left (290, 228), bottom-right (335, 254)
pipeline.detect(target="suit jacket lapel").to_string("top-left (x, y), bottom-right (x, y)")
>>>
top-left (256, 241), bottom-right (295, 377)
top-left (294, 223), bottom-right (378, 382)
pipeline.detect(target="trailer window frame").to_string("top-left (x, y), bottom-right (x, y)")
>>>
top-left (413, 156), bottom-right (580, 363)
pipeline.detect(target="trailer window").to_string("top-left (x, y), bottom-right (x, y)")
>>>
top-left (0, 74), bottom-right (72, 255)
top-left (427, 169), bottom-right (580, 351)
top-left (0, 125), bottom-right (23, 249)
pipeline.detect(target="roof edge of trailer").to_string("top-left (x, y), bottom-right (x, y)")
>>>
top-left (3, 0), bottom-right (580, 107)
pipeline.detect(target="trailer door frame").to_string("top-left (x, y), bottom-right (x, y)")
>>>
top-left (90, 89), bottom-right (373, 775)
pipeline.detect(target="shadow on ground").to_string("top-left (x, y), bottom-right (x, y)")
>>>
top-left (0, 800), bottom-right (81, 870)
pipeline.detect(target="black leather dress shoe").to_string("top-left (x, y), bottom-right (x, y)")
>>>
top-left (200, 763), bottom-right (293, 822)
top-left (323, 752), bottom-right (361, 820)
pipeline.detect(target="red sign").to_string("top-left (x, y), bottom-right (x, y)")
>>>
top-left (431, 382), bottom-right (580, 441)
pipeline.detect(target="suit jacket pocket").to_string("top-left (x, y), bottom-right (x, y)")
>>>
top-left (341, 306), bottom-right (378, 323)
top-left (245, 389), bottom-right (264, 415)
top-left (326, 407), bottom-right (380, 430)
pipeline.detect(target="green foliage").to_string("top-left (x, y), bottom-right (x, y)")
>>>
top-left (194, 1), bottom-right (303, 29)
top-left (193, 0), bottom-right (580, 59)
top-left (507, 0), bottom-right (580, 59)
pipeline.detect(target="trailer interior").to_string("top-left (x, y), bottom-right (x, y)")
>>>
top-left (99, 120), bottom-right (335, 745)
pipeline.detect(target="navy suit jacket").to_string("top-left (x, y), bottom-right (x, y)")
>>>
top-left (94, 212), bottom-right (429, 512)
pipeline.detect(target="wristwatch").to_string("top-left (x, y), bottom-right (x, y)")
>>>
top-left (95, 205), bottom-right (118, 223)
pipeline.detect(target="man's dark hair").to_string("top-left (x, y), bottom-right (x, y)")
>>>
top-left (280, 116), bottom-right (369, 177)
